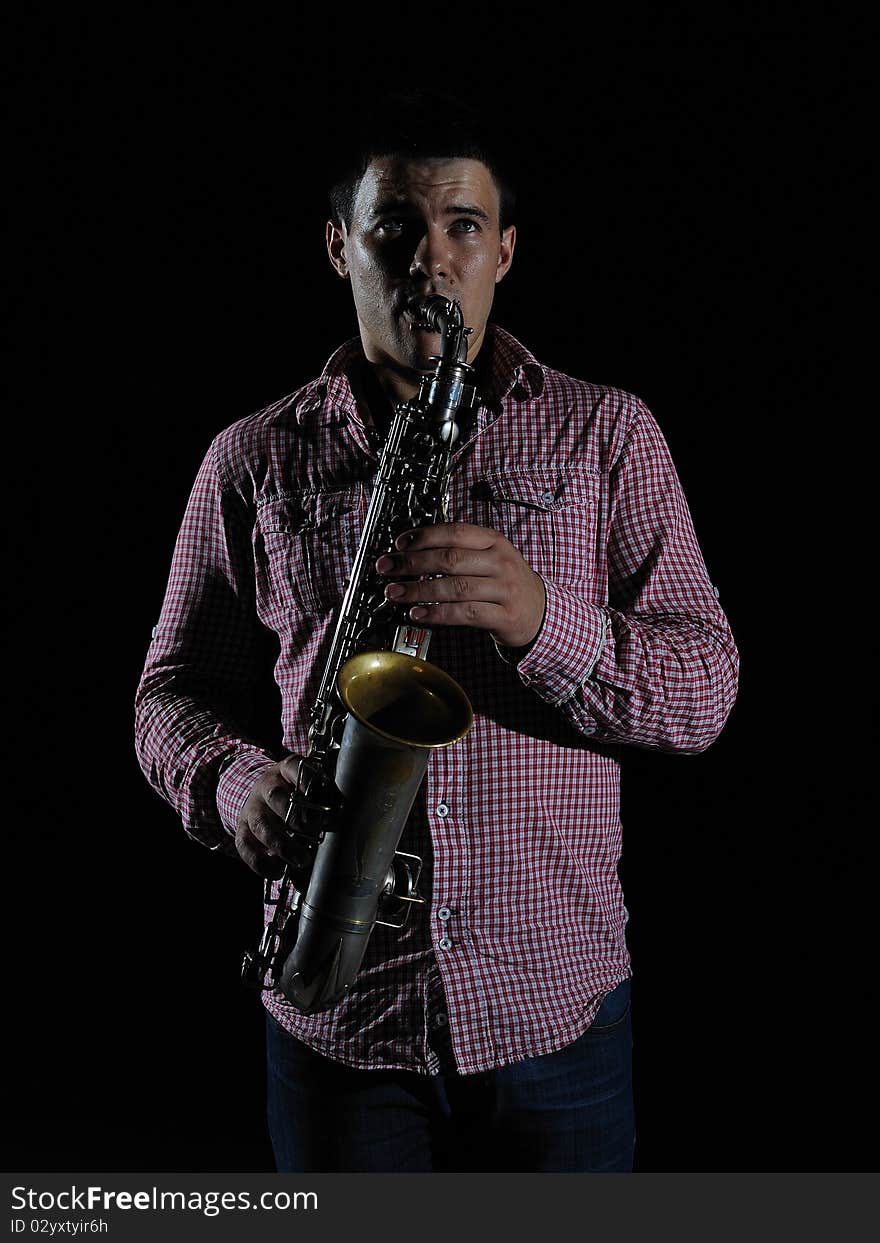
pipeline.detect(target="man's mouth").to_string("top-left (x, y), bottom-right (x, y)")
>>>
top-left (400, 290), bottom-right (458, 333)
top-left (402, 309), bottom-right (440, 333)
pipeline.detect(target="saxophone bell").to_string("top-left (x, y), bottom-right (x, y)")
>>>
top-left (276, 652), bottom-right (472, 1013)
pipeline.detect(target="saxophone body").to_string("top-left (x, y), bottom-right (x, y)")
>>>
top-left (241, 296), bottom-right (475, 1013)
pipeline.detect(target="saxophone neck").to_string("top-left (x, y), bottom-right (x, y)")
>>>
top-left (438, 299), bottom-right (471, 364)
top-left (397, 297), bottom-right (474, 446)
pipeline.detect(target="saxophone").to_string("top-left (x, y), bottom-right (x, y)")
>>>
top-left (241, 295), bottom-right (475, 1013)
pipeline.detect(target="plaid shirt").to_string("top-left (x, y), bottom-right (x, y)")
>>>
top-left (135, 325), bottom-right (738, 1075)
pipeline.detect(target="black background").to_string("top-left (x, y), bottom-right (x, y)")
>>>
top-left (5, 13), bottom-right (873, 1173)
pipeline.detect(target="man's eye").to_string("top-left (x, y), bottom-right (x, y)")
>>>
top-left (451, 219), bottom-right (480, 234)
top-left (377, 219), bottom-right (405, 233)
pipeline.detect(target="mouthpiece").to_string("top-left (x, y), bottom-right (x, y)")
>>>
top-left (406, 296), bottom-right (471, 363)
top-left (407, 294), bottom-right (456, 332)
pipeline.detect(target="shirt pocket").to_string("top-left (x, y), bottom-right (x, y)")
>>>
top-left (255, 486), bottom-right (365, 618)
top-left (480, 467), bottom-right (599, 587)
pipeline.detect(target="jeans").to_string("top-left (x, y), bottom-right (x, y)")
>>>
top-left (265, 977), bottom-right (634, 1172)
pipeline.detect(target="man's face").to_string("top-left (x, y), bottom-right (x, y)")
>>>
top-left (326, 156), bottom-right (516, 375)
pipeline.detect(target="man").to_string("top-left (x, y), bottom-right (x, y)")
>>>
top-left (135, 94), bottom-right (739, 1172)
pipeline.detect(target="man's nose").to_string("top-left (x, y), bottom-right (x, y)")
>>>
top-left (409, 226), bottom-right (450, 280)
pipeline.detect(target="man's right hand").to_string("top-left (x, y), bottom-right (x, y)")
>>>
top-left (235, 755), bottom-right (318, 878)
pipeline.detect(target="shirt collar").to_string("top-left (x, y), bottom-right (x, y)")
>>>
top-left (485, 324), bottom-right (545, 403)
top-left (294, 323), bottom-right (545, 427)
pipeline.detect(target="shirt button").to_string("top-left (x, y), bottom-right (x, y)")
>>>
top-left (434, 1013), bottom-right (449, 1028)
top-left (713, 584), bottom-right (721, 599)
top-left (438, 937), bottom-right (453, 950)
top-left (540, 490), bottom-right (555, 505)
top-left (437, 906), bottom-right (452, 921)
top-left (436, 802), bottom-right (449, 818)
top-left (151, 625), bottom-right (158, 638)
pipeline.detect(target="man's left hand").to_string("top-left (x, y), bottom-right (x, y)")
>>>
top-left (375, 522), bottom-right (546, 649)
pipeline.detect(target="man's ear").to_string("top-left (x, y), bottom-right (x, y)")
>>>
top-left (495, 224), bottom-right (516, 284)
top-left (326, 219), bottom-right (349, 279)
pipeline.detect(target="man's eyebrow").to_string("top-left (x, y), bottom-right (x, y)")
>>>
top-left (369, 199), bottom-right (492, 222)
top-left (444, 203), bottom-right (491, 222)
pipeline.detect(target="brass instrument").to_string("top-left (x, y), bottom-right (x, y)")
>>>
top-left (241, 296), bottom-right (475, 1013)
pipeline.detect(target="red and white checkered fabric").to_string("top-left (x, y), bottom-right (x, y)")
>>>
top-left (135, 326), bottom-right (738, 1074)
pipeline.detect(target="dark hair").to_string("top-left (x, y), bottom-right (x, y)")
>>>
top-left (327, 89), bottom-right (516, 232)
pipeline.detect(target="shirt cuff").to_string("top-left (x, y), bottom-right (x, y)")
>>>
top-left (215, 750), bottom-right (278, 837)
top-left (503, 580), bottom-right (608, 707)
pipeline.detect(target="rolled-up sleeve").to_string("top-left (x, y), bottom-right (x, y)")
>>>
top-left (134, 442), bottom-right (277, 850)
top-left (512, 400), bottom-right (739, 753)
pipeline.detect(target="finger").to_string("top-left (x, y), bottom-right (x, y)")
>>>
top-left (277, 754), bottom-right (305, 785)
top-left (264, 781), bottom-right (298, 821)
top-left (247, 807), bottom-right (295, 857)
top-left (244, 807), bottom-right (307, 869)
top-left (235, 824), bottom-right (287, 878)
top-left (406, 600), bottom-right (509, 631)
top-left (385, 574), bottom-right (507, 606)
top-left (377, 546), bottom-right (501, 579)
top-left (395, 522), bottom-right (500, 551)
